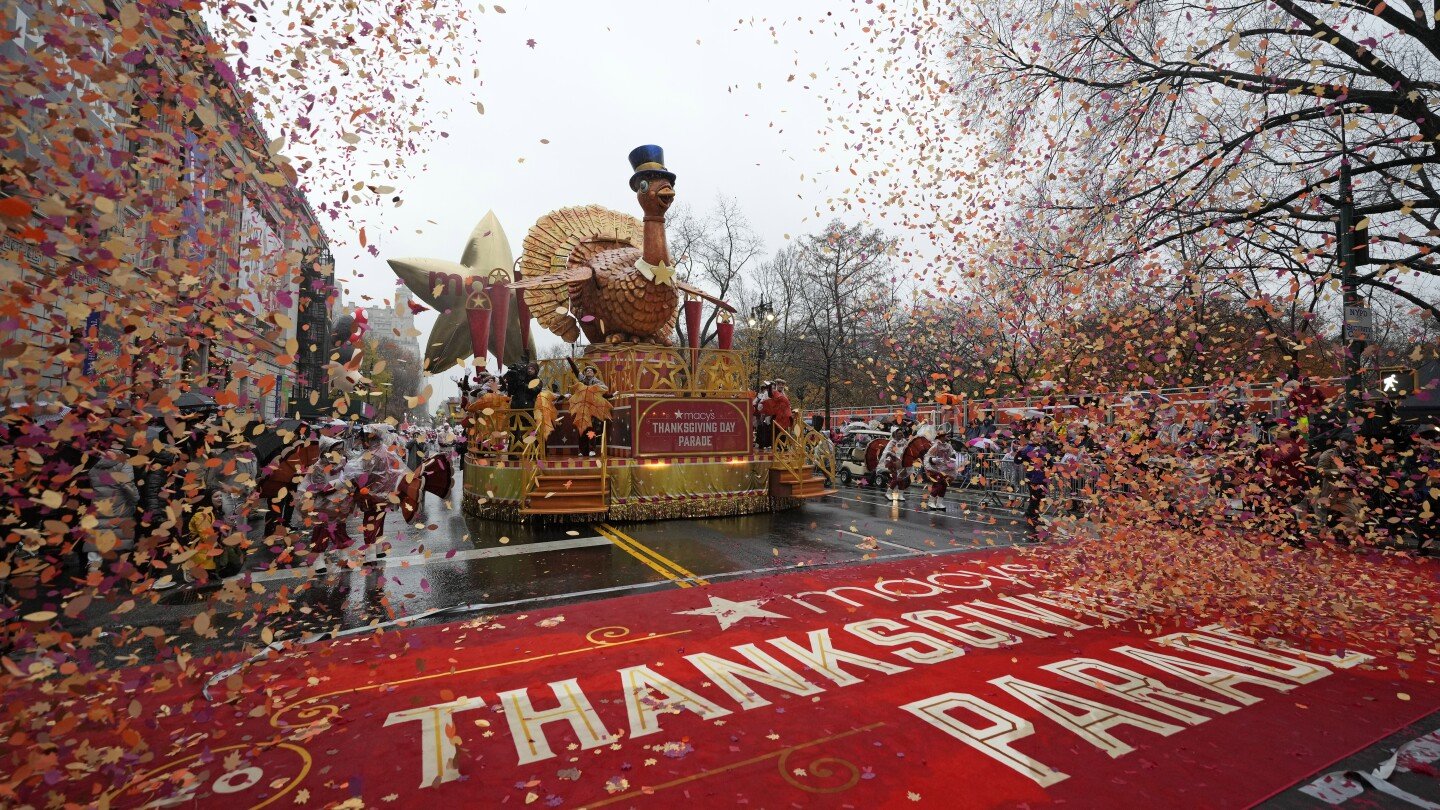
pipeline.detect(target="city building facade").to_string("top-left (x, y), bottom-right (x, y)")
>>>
top-left (0, 3), bottom-right (334, 420)
top-left (364, 285), bottom-right (422, 361)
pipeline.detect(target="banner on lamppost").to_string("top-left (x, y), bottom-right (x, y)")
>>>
top-left (81, 310), bottom-right (101, 377)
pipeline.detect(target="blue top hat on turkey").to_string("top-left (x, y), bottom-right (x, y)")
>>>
top-left (628, 144), bottom-right (676, 191)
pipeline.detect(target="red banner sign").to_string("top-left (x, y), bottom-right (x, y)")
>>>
top-left (636, 399), bottom-right (749, 455)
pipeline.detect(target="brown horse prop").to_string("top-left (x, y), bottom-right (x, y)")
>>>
top-left (399, 453), bottom-right (454, 522)
top-left (256, 436), bottom-right (337, 534)
top-left (864, 436), bottom-right (931, 484)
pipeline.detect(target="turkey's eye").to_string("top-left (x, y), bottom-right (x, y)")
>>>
top-left (638, 180), bottom-right (650, 193)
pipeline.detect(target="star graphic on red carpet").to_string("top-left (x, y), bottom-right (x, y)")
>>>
top-left (675, 596), bottom-right (787, 630)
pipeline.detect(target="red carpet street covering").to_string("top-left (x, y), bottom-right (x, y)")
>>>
top-left (13, 549), bottom-right (1440, 808)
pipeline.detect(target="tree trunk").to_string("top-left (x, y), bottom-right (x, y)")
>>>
top-left (823, 354), bottom-right (833, 431)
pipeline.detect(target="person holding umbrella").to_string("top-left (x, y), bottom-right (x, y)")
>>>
top-left (967, 434), bottom-right (1000, 452)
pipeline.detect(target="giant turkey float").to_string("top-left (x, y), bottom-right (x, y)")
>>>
top-left (388, 146), bottom-right (835, 522)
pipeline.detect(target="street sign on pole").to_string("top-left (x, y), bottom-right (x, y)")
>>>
top-left (1343, 306), bottom-right (1371, 327)
top-left (1344, 305), bottom-right (1372, 341)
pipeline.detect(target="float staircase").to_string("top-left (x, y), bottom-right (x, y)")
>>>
top-left (521, 465), bottom-right (608, 516)
top-left (769, 465), bottom-right (836, 500)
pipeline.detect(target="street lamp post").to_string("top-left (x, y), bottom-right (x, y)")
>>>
top-left (746, 298), bottom-right (776, 391)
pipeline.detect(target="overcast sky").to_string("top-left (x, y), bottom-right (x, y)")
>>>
top-left (297, 2), bottom-right (878, 414)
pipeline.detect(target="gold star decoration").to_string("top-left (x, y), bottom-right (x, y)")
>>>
top-left (386, 210), bottom-right (530, 373)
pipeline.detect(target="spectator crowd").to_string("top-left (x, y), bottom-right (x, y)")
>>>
top-left (1, 397), bottom-right (468, 633)
top-left (831, 386), bottom-right (1437, 552)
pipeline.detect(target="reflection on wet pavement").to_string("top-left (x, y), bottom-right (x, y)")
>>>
top-left (80, 477), bottom-right (1027, 663)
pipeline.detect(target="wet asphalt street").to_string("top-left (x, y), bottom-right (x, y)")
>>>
top-left (70, 479), bottom-right (1027, 664)
top-left (47, 482), bottom-right (1440, 806)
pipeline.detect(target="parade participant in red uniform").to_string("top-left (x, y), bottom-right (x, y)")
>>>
top-left (879, 424), bottom-right (912, 502)
top-left (922, 425), bottom-right (956, 511)
top-left (761, 379), bottom-right (794, 439)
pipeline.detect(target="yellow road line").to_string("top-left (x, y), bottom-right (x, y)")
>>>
top-left (600, 523), bottom-right (709, 585)
top-left (596, 523), bottom-right (709, 587)
top-left (594, 524), bottom-right (692, 588)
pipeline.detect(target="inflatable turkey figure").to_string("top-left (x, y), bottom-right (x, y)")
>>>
top-left (510, 145), bottom-right (732, 345)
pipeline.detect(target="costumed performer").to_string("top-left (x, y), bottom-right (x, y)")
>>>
top-left (569, 366), bottom-right (611, 457)
top-left (880, 423), bottom-right (912, 502)
top-left (761, 379), bottom-right (794, 442)
top-left (353, 425), bottom-right (405, 555)
top-left (753, 381), bottom-right (773, 449)
top-left (534, 385), bottom-right (559, 446)
top-left (466, 371), bottom-right (512, 452)
top-left (922, 425), bottom-right (957, 511)
top-left (299, 449), bottom-right (356, 574)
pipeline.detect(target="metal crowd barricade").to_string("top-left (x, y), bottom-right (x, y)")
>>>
top-left (951, 451), bottom-right (1013, 490)
top-left (950, 451), bottom-right (1024, 509)
top-left (826, 403), bottom-right (946, 427)
top-left (1047, 459), bottom-right (1102, 517)
top-left (949, 450), bottom-right (1103, 517)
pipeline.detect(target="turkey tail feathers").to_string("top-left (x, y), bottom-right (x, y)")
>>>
top-left (519, 205), bottom-right (641, 342)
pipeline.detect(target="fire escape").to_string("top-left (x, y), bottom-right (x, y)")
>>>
top-left (291, 246), bottom-right (334, 419)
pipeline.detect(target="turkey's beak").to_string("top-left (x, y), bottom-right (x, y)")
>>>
top-left (658, 188), bottom-right (675, 203)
